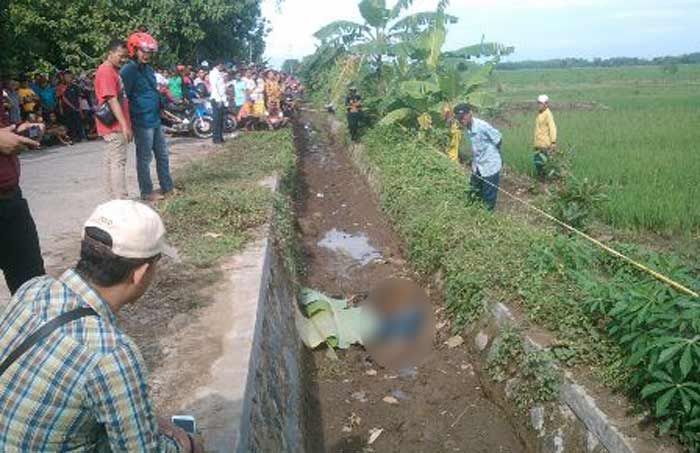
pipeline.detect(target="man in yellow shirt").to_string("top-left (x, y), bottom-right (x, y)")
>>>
top-left (533, 94), bottom-right (557, 182)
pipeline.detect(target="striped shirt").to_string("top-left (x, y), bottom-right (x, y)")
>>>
top-left (0, 269), bottom-right (182, 452)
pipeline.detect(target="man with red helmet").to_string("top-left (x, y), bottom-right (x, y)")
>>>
top-left (121, 32), bottom-right (174, 202)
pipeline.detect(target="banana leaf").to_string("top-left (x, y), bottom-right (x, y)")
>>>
top-left (359, 0), bottom-right (390, 28)
top-left (296, 288), bottom-right (377, 349)
top-left (379, 107), bottom-right (414, 125)
top-left (400, 79), bottom-right (440, 98)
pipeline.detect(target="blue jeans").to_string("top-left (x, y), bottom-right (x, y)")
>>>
top-left (134, 125), bottom-right (174, 197)
top-left (469, 170), bottom-right (500, 211)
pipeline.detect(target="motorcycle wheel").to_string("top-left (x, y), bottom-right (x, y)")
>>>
top-left (224, 115), bottom-right (238, 133)
top-left (192, 116), bottom-right (213, 139)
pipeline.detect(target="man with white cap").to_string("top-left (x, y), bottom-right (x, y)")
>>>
top-left (533, 94), bottom-right (558, 182)
top-left (0, 200), bottom-right (202, 452)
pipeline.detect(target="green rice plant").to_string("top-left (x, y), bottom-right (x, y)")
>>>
top-left (495, 64), bottom-right (700, 234)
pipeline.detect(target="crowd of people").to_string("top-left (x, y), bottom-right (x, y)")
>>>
top-left (0, 27), bottom-right (306, 453)
top-left (0, 49), bottom-right (303, 149)
top-left (0, 72), bottom-right (98, 145)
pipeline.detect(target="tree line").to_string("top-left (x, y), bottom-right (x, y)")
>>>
top-left (0, 0), bottom-right (270, 76)
top-left (496, 53), bottom-right (700, 70)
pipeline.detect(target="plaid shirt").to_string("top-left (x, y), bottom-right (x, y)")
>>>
top-left (0, 269), bottom-right (182, 452)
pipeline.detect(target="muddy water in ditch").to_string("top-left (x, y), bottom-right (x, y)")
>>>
top-left (295, 111), bottom-right (526, 453)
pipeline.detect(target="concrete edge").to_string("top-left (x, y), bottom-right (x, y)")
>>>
top-left (234, 234), bottom-right (273, 451)
top-left (490, 302), bottom-right (679, 453)
top-left (235, 174), bottom-right (282, 452)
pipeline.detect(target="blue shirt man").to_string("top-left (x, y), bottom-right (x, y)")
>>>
top-left (120, 60), bottom-right (161, 129)
top-left (465, 117), bottom-right (502, 178)
top-left (120, 35), bottom-right (174, 202)
top-left (454, 103), bottom-right (502, 211)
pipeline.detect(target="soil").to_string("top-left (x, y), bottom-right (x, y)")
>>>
top-left (295, 111), bottom-right (526, 453)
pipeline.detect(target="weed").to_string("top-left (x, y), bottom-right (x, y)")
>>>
top-left (161, 130), bottom-right (296, 266)
top-left (486, 326), bottom-right (524, 383)
top-left (513, 351), bottom-right (562, 410)
top-left (486, 327), bottom-right (562, 410)
top-left (548, 175), bottom-right (608, 231)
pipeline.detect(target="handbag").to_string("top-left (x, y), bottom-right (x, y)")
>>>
top-left (95, 101), bottom-right (117, 126)
top-left (0, 307), bottom-right (97, 378)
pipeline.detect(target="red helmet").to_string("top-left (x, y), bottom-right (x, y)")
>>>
top-left (127, 32), bottom-right (159, 57)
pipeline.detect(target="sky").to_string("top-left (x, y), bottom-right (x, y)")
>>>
top-left (261, 0), bottom-right (700, 67)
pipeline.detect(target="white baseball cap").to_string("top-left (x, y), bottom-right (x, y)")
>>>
top-left (537, 94), bottom-right (549, 104)
top-left (83, 200), bottom-right (168, 259)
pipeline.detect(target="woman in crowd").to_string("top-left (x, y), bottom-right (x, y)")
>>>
top-left (264, 70), bottom-right (282, 112)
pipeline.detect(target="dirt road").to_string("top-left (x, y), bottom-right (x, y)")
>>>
top-left (295, 111), bottom-right (526, 452)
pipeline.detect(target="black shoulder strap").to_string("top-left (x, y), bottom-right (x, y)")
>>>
top-left (0, 307), bottom-right (98, 378)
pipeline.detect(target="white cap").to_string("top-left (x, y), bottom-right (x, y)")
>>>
top-left (201, 60), bottom-right (210, 69)
top-left (537, 94), bottom-right (549, 104)
top-left (83, 200), bottom-right (168, 259)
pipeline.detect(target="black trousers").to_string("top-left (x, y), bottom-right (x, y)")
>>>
top-left (212, 101), bottom-right (225, 143)
top-left (0, 189), bottom-right (45, 294)
top-left (347, 111), bottom-right (362, 141)
top-left (64, 109), bottom-right (83, 142)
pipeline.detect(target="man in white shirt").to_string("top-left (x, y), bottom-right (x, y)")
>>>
top-left (208, 61), bottom-right (228, 144)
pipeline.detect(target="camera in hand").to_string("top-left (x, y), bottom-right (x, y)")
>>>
top-left (18, 125), bottom-right (41, 140)
top-left (171, 415), bottom-right (196, 434)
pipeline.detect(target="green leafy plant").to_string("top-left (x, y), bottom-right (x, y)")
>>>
top-left (486, 326), bottom-right (524, 382)
top-left (549, 176), bottom-right (608, 231)
top-left (513, 351), bottom-right (562, 410)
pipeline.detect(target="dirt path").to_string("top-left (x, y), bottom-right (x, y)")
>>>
top-left (295, 111), bottom-right (526, 453)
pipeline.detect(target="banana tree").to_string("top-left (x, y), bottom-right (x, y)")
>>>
top-left (379, 8), bottom-right (513, 128)
top-left (313, 0), bottom-right (457, 82)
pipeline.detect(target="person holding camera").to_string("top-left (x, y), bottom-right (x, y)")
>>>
top-left (0, 200), bottom-right (203, 452)
top-left (0, 123), bottom-right (45, 294)
top-left (95, 39), bottom-right (133, 200)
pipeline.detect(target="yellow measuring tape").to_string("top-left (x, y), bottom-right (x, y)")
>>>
top-left (469, 171), bottom-right (699, 298)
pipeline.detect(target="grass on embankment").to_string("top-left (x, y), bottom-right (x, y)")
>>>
top-left (493, 64), bottom-right (700, 234)
top-left (160, 130), bottom-right (296, 267)
top-left (357, 124), bottom-right (700, 448)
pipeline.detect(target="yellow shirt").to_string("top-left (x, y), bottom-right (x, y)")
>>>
top-left (534, 108), bottom-right (557, 149)
top-left (17, 87), bottom-right (37, 112)
top-left (253, 99), bottom-right (266, 117)
top-left (447, 121), bottom-right (461, 162)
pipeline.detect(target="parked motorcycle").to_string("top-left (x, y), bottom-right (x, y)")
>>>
top-left (161, 98), bottom-right (214, 139)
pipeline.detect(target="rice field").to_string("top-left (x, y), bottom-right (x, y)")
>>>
top-left (495, 64), bottom-right (700, 234)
